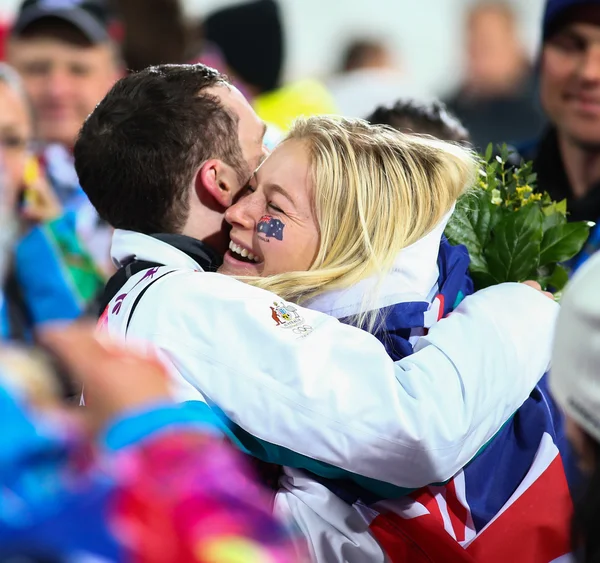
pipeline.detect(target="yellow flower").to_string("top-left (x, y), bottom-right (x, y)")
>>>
top-left (516, 185), bottom-right (533, 199)
top-left (491, 189), bottom-right (502, 205)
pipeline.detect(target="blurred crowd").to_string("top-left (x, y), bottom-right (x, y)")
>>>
top-left (1, 0), bottom-right (600, 562)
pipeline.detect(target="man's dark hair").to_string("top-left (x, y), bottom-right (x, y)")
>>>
top-left (74, 63), bottom-right (246, 234)
top-left (367, 99), bottom-right (472, 145)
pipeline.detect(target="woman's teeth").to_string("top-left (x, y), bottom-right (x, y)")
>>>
top-left (229, 240), bottom-right (260, 262)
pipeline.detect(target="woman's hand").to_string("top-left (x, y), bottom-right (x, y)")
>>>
top-left (522, 280), bottom-right (555, 300)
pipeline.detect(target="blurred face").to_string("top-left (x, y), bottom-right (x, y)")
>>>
top-left (467, 8), bottom-right (523, 88)
top-left (540, 7), bottom-right (600, 146)
top-left (8, 37), bottom-right (118, 146)
top-left (219, 140), bottom-right (319, 277)
top-left (0, 82), bottom-right (32, 210)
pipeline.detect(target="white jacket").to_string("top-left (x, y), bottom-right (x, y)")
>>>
top-left (103, 229), bottom-right (558, 496)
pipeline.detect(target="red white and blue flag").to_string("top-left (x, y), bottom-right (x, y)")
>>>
top-left (326, 239), bottom-right (575, 562)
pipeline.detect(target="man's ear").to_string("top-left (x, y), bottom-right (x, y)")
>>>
top-left (196, 159), bottom-right (236, 208)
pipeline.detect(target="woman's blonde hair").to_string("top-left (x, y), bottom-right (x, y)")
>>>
top-left (246, 115), bottom-right (478, 329)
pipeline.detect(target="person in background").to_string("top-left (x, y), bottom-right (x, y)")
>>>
top-left (367, 98), bottom-right (472, 144)
top-left (445, 1), bottom-right (545, 149)
top-left (108, 0), bottom-right (187, 71)
top-left (201, 0), bottom-right (335, 134)
top-left (0, 63), bottom-right (103, 341)
top-left (327, 39), bottom-right (429, 120)
top-left (518, 0), bottom-right (600, 268)
top-left (7, 0), bottom-right (121, 273)
top-left (551, 251), bottom-right (600, 563)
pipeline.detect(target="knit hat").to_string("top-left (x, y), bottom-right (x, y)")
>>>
top-left (203, 0), bottom-right (283, 94)
top-left (543, 0), bottom-right (600, 40)
top-left (550, 251), bottom-right (600, 443)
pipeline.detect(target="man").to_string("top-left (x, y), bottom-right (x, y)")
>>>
top-left (7, 0), bottom-right (121, 271)
top-left (445, 1), bottom-right (544, 150)
top-left (0, 63), bottom-right (103, 341)
top-left (75, 64), bottom-right (558, 557)
top-left (520, 0), bottom-right (600, 265)
top-left (8, 0), bottom-right (119, 152)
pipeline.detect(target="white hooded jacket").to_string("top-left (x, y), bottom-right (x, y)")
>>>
top-left (102, 228), bottom-right (558, 497)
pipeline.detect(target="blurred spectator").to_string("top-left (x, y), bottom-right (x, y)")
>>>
top-left (201, 0), bottom-right (335, 133)
top-left (0, 149), bottom-right (16, 293)
top-left (109, 0), bottom-right (188, 71)
top-left (203, 0), bottom-right (283, 99)
top-left (445, 1), bottom-right (545, 149)
top-left (0, 63), bottom-right (103, 341)
top-left (367, 98), bottom-right (471, 144)
top-left (341, 39), bottom-right (394, 72)
top-left (519, 0), bottom-right (600, 270)
top-left (551, 251), bottom-right (600, 562)
top-left (327, 38), bottom-right (429, 119)
top-left (6, 0), bottom-right (120, 272)
top-left (7, 0), bottom-right (119, 150)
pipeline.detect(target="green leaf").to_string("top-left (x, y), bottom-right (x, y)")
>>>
top-left (546, 264), bottom-right (570, 292)
top-left (485, 204), bottom-right (543, 283)
top-left (556, 199), bottom-right (567, 215)
top-left (539, 222), bottom-right (591, 265)
top-left (484, 143), bottom-right (493, 162)
top-left (445, 193), bottom-right (498, 272)
top-left (542, 199), bottom-right (567, 218)
top-left (542, 210), bottom-right (566, 232)
top-left (542, 199), bottom-right (567, 216)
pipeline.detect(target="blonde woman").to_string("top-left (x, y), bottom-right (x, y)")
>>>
top-left (220, 116), bottom-right (572, 563)
top-left (220, 116), bottom-right (474, 336)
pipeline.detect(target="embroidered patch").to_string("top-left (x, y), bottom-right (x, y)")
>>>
top-left (269, 301), bottom-right (312, 337)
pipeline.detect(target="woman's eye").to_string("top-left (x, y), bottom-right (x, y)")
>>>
top-left (268, 202), bottom-right (284, 213)
top-left (243, 185), bottom-right (255, 195)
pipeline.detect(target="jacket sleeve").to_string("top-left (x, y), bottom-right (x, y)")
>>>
top-left (126, 273), bottom-right (558, 494)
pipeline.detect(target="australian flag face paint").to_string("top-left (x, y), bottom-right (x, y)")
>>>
top-left (257, 215), bottom-right (285, 241)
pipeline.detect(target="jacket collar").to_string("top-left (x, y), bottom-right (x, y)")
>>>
top-left (111, 230), bottom-right (222, 273)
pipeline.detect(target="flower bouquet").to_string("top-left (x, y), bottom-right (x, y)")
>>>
top-left (445, 145), bottom-right (592, 293)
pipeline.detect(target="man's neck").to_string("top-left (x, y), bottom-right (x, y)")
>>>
top-left (558, 133), bottom-right (600, 199)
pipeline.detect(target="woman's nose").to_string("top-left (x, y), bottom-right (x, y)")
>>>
top-left (225, 195), bottom-right (256, 228)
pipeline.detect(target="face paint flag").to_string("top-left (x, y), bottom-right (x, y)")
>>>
top-left (257, 215), bottom-right (285, 241)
